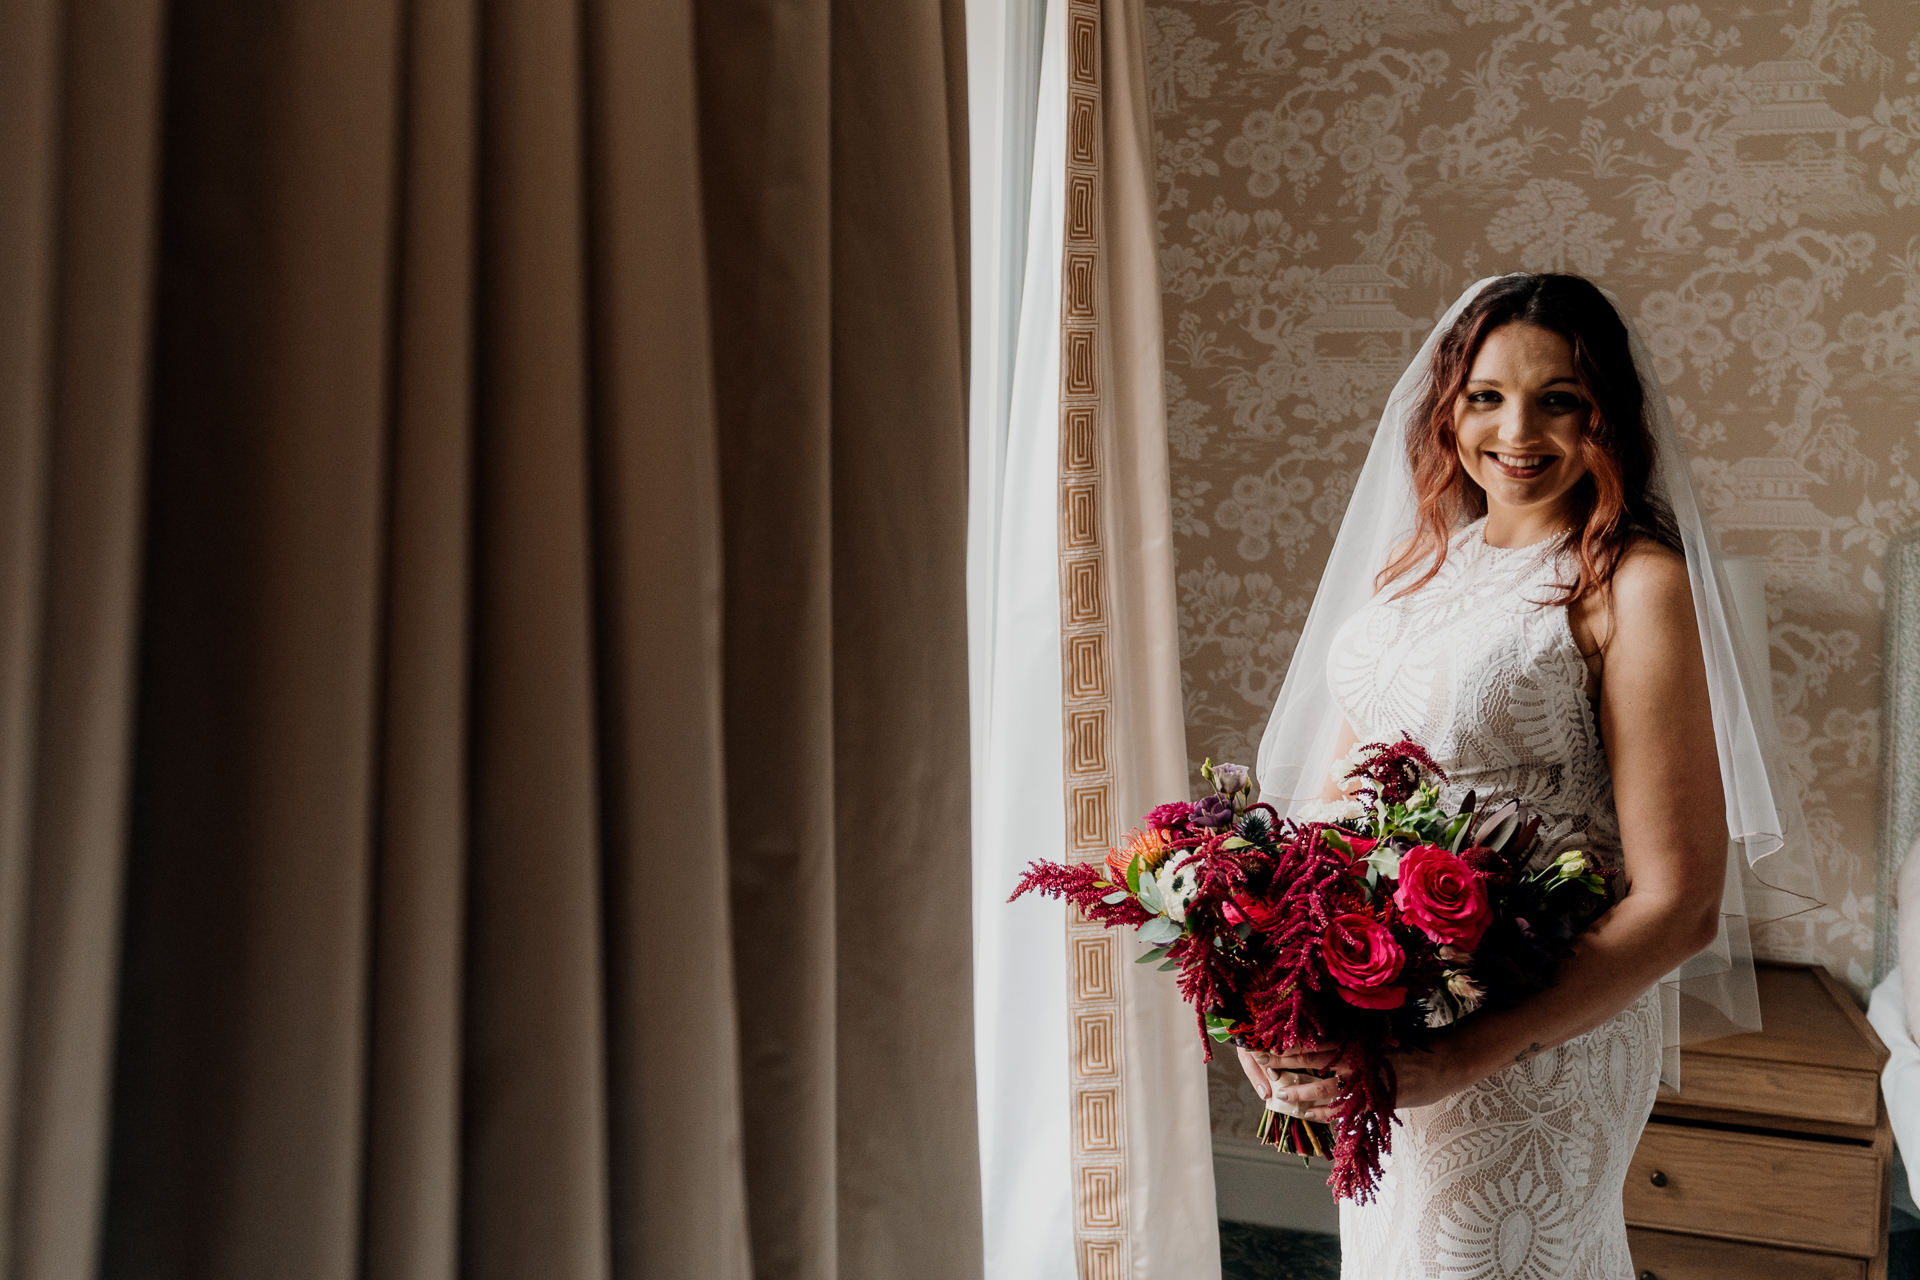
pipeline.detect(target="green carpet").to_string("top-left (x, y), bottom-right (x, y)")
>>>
top-left (1218, 1221), bottom-right (1340, 1280)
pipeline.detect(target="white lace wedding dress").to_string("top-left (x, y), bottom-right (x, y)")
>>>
top-left (1325, 519), bottom-right (1664, 1280)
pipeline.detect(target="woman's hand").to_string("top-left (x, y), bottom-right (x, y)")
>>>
top-left (1238, 1040), bottom-right (1476, 1121)
top-left (1236, 1042), bottom-right (1344, 1119)
top-left (1382, 1042), bottom-right (1475, 1111)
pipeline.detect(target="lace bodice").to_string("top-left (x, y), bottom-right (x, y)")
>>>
top-left (1327, 520), bottom-right (1660, 1280)
top-left (1327, 519), bottom-right (1620, 876)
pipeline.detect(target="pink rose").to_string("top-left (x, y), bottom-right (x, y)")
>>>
top-left (1322, 913), bottom-right (1407, 1010)
top-left (1394, 844), bottom-right (1492, 950)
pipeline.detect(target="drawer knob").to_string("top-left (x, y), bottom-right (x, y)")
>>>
top-left (1648, 1170), bottom-right (1668, 1188)
top-left (1640, 1272), bottom-right (1658, 1280)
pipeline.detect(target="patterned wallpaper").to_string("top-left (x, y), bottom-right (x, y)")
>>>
top-left (1144, 0), bottom-right (1920, 1044)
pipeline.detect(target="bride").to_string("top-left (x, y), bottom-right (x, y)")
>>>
top-left (1233, 273), bottom-right (1814, 1278)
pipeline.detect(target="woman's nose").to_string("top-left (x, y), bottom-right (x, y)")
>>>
top-left (1497, 402), bottom-right (1551, 443)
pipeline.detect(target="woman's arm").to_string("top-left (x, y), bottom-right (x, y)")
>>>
top-left (1269, 541), bottom-right (1726, 1115)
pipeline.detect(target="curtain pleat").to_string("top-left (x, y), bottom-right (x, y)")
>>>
top-left (0, 0), bottom-right (66, 1260)
top-left (583, 1), bottom-right (753, 1276)
top-left (462, 0), bottom-right (610, 1274)
top-left (0, 1), bottom-right (163, 1276)
top-left (695, 6), bottom-right (840, 1278)
top-left (826, 2), bottom-right (976, 1276)
top-left (0, 0), bottom-right (979, 1277)
top-left (359, 0), bottom-right (473, 1271)
top-left (104, 0), bottom-right (403, 1273)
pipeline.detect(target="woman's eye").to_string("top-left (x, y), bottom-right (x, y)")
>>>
top-left (1466, 391), bottom-right (1501, 405)
top-left (1541, 393), bottom-right (1586, 411)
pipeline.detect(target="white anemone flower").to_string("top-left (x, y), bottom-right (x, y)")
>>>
top-left (1156, 857), bottom-right (1202, 924)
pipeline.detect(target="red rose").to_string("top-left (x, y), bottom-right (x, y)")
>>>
top-left (1223, 892), bottom-right (1286, 931)
top-left (1394, 843), bottom-right (1492, 950)
top-left (1322, 912), bottom-right (1407, 1010)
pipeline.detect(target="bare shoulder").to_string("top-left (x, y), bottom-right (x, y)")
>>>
top-left (1604, 536), bottom-right (1697, 660)
top-left (1607, 536), bottom-right (1691, 618)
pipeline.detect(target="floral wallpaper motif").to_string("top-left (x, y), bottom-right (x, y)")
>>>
top-left (1146, 0), bottom-right (1920, 1041)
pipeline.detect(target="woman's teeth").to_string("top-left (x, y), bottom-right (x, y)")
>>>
top-left (1489, 452), bottom-right (1550, 475)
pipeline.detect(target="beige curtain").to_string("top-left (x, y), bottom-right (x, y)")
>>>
top-left (0, 1), bottom-right (979, 1278)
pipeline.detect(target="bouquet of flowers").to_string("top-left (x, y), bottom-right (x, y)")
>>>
top-left (1008, 738), bottom-right (1613, 1201)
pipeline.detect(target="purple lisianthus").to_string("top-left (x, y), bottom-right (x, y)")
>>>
top-left (1212, 762), bottom-right (1251, 798)
top-left (1192, 794), bottom-right (1235, 830)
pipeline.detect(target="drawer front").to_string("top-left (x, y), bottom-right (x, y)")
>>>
top-left (1625, 1122), bottom-right (1883, 1256)
top-left (1668, 1054), bottom-right (1879, 1127)
top-left (1627, 1227), bottom-right (1865, 1280)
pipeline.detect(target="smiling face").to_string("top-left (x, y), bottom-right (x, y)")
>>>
top-left (1453, 322), bottom-right (1593, 544)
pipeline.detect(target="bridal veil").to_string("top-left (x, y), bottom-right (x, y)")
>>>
top-left (1255, 275), bottom-right (1825, 1081)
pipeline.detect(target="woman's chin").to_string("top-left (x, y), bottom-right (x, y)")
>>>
top-left (1472, 467), bottom-right (1561, 507)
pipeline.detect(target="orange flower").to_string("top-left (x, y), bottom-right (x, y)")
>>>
top-left (1104, 826), bottom-right (1172, 885)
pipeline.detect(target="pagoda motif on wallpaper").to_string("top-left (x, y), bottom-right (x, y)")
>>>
top-left (1149, 0), bottom-right (1920, 1039)
top-left (1722, 60), bottom-right (1854, 182)
top-left (1299, 264), bottom-right (1429, 377)
top-left (1718, 455), bottom-right (1834, 542)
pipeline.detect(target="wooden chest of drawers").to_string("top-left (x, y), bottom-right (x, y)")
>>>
top-left (1625, 963), bottom-right (1894, 1280)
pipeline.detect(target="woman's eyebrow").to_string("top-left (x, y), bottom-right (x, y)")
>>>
top-left (1464, 376), bottom-right (1581, 387)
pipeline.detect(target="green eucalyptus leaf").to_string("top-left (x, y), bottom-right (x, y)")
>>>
top-left (1125, 852), bottom-right (1143, 896)
top-left (1137, 915), bottom-right (1183, 945)
top-left (1364, 842), bottom-right (1402, 881)
top-left (1137, 872), bottom-right (1165, 915)
top-left (1157, 958), bottom-right (1180, 971)
top-left (1135, 945), bottom-right (1169, 965)
top-left (1101, 890), bottom-right (1131, 905)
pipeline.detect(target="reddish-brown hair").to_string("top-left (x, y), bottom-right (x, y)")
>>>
top-left (1379, 273), bottom-right (1679, 605)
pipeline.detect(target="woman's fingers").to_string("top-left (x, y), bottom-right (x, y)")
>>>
top-left (1274, 1049), bottom-right (1338, 1073)
top-left (1246, 1041), bottom-right (1346, 1116)
top-left (1275, 1074), bottom-right (1343, 1109)
top-left (1251, 1043), bottom-right (1337, 1072)
top-left (1235, 1046), bottom-right (1272, 1098)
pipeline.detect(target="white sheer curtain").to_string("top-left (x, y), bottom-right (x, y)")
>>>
top-left (969, 3), bottom-right (1074, 1272)
top-left (967, 1), bottom-right (1219, 1274)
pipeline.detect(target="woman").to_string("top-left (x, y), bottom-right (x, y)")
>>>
top-left (1235, 273), bottom-right (1808, 1277)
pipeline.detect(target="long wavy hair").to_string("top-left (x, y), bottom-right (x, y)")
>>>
top-left (1379, 273), bottom-right (1680, 605)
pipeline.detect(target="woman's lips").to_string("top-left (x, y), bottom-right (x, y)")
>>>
top-left (1486, 451), bottom-right (1552, 480)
